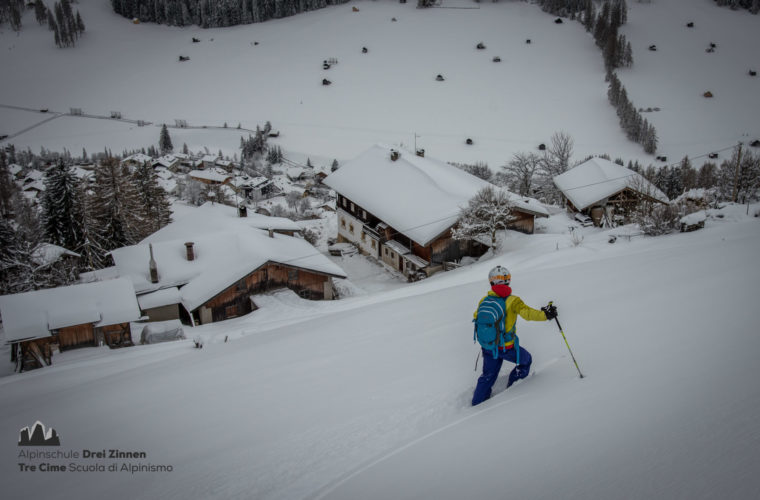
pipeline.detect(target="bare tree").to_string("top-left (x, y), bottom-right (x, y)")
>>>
top-left (538, 132), bottom-right (574, 204)
top-left (451, 186), bottom-right (515, 251)
top-left (497, 152), bottom-right (542, 196)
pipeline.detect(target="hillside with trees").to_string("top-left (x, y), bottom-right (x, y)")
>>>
top-left (110, 0), bottom-right (350, 28)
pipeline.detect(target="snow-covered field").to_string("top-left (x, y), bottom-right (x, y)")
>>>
top-left (1, 0), bottom-right (758, 167)
top-left (2, 1), bottom-right (760, 498)
top-left (2, 205), bottom-right (760, 499)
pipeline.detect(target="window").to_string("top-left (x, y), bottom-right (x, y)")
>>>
top-left (361, 232), bottom-right (366, 241)
top-left (342, 197), bottom-right (347, 208)
top-left (236, 278), bottom-right (247, 291)
top-left (288, 269), bottom-right (299, 281)
top-left (362, 210), bottom-right (367, 220)
top-left (298, 289), bottom-right (311, 299)
top-left (349, 224), bottom-right (354, 234)
top-left (371, 240), bottom-right (376, 249)
top-left (341, 218), bottom-right (346, 228)
top-left (350, 202), bottom-right (355, 211)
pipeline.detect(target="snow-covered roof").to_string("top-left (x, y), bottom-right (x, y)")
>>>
top-left (23, 180), bottom-right (45, 192)
top-left (122, 153), bottom-right (152, 164)
top-left (0, 277), bottom-right (141, 343)
top-left (71, 166), bottom-right (94, 182)
top-left (24, 169), bottom-right (44, 182)
top-left (8, 163), bottom-right (23, 177)
top-left (154, 155), bottom-right (179, 168)
top-left (230, 175), bottom-right (271, 189)
top-left (201, 155), bottom-right (218, 163)
top-left (137, 287), bottom-right (182, 310)
top-left (188, 168), bottom-right (231, 183)
top-left (111, 230), bottom-right (346, 312)
top-left (142, 202), bottom-right (300, 243)
top-left (324, 144), bottom-right (547, 246)
top-left (286, 167), bottom-right (307, 180)
top-left (553, 157), bottom-right (669, 211)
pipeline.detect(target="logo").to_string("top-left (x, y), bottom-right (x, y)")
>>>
top-left (18, 421), bottom-right (60, 446)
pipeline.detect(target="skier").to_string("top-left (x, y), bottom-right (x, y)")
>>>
top-left (472, 265), bottom-right (557, 406)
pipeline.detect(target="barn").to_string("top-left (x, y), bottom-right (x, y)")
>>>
top-left (553, 157), bottom-right (669, 226)
top-left (110, 218), bottom-right (346, 326)
top-left (0, 278), bottom-right (141, 371)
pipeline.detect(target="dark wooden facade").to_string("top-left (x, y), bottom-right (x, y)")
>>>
top-left (10, 322), bottom-right (134, 372)
top-left (566, 187), bottom-right (668, 226)
top-left (190, 262), bottom-right (336, 325)
top-left (336, 193), bottom-right (496, 271)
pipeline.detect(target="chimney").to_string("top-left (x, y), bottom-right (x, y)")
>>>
top-left (268, 228), bottom-right (274, 238)
top-left (185, 242), bottom-right (195, 261)
top-left (416, 148), bottom-right (425, 158)
top-left (148, 244), bottom-right (159, 283)
top-left (390, 149), bottom-right (400, 161)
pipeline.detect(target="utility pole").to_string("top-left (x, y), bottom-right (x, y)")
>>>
top-left (732, 142), bottom-right (743, 203)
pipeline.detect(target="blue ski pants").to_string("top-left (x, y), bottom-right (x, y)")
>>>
top-left (472, 346), bottom-right (532, 406)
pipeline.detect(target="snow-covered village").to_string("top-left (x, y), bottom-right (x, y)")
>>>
top-left (1, 0), bottom-right (759, 499)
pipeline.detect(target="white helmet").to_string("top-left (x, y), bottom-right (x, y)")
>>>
top-left (488, 265), bottom-right (511, 285)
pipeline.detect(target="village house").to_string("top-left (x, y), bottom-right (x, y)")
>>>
top-left (231, 175), bottom-right (276, 200)
top-left (0, 277), bottom-right (141, 371)
top-left (122, 153), bottom-right (153, 169)
top-left (215, 158), bottom-right (234, 171)
top-left (109, 203), bottom-right (344, 325)
top-left (553, 157), bottom-right (669, 226)
top-left (324, 144), bottom-right (548, 279)
top-left (152, 154), bottom-right (181, 171)
top-left (188, 167), bottom-right (233, 185)
top-left (200, 154), bottom-right (218, 169)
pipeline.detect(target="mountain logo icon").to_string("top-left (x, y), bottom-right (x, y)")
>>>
top-left (18, 421), bottom-right (61, 446)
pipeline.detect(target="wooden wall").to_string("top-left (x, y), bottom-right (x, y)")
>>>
top-left (195, 263), bottom-right (332, 324)
top-left (57, 324), bottom-right (96, 351)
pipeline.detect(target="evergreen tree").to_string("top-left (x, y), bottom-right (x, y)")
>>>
top-left (74, 186), bottom-right (107, 271)
top-left (91, 158), bottom-right (145, 251)
top-left (159, 124), bottom-right (174, 154)
top-left (34, 0), bottom-right (47, 25)
top-left (40, 160), bottom-right (84, 250)
top-left (0, 151), bottom-right (18, 218)
top-left (132, 162), bottom-right (173, 235)
top-left (75, 10), bottom-right (85, 34)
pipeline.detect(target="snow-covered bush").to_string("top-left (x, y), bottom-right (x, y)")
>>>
top-left (635, 203), bottom-right (681, 236)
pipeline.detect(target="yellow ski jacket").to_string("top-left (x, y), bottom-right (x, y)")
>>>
top-left (473, 291), bottom-right (548, 349)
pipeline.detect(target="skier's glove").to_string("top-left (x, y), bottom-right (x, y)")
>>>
top-left (542, 304), bottom-right (558, 320)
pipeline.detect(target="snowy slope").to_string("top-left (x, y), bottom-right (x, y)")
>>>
top-left (0, 0), bottom-right (758, 168)
top-left (2, 206), bottom-right (759, 499)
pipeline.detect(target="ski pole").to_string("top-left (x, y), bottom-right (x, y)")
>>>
top-left (549, 301), bottom-right (584, 379)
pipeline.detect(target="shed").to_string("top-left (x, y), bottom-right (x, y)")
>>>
top-left (553, 157), bottom-right (668, 226)
top-left (0, 277), bottom-right (141, 371)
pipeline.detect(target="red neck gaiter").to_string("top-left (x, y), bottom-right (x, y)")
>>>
top-left (491, 284), bottom-right (512, 298)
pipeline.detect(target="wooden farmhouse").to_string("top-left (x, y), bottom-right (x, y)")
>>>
top-left (324, 144), bottom-right (549, 278)
top-left (188, 167), bottom-right (233, 186)
top-left (110, 203), bottom-right (345, 326)
top-left (152, 154), bottom-right (181, 171)
top-left (553, 157), bottom-right (669, 226)
top-left (0, 277), bottom-right (141, 371)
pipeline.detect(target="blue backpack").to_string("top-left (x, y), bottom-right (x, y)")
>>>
top-left (473, 295), bottom-right (507, 359)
